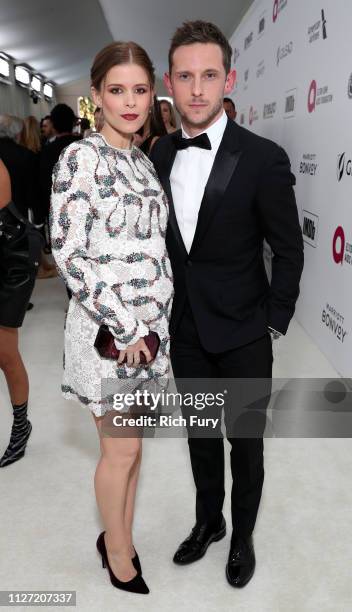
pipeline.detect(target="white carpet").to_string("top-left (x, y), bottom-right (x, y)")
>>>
top-left (0, 277), bottom-right (351, 612)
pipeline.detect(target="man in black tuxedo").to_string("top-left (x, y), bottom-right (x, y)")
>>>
top-left (150, 21), bottom-right (304, 587)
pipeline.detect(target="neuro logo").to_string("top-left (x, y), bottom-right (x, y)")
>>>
top-left (307, 80), bottom-right (317, 113)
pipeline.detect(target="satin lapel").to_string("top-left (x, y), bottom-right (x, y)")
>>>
top-left (189, 120), bottom-right (242, 257)
top-left (157, 132), bottom-right (188, 258)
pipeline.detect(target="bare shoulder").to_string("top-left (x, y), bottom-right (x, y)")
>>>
top-left (0, 159), bottom-right (11, 208)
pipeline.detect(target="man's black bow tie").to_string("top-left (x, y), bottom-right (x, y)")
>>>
top-left (173, 132), bottom-right (212, 151)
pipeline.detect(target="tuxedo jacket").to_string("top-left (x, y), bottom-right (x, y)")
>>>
top-left (150, 118), bottom-right (304, 353)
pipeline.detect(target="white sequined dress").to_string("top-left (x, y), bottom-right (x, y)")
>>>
top-left (50, 132), bottom-right (174, 416)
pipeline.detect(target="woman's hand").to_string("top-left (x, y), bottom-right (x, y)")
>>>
top-left (117, 337), bottom-right (152, 367)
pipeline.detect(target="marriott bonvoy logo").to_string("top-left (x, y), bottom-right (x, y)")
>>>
top-left (321, 303), bottom-right (347, 344)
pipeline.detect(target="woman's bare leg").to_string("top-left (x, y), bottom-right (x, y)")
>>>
top-left (0, 327), bottom-right (28, 404)
top-left (92, 413), bottom-right (142, 581)
top-left (124, 446), bottom-right (142, 556)
top-left (0, 326), bottom-right (32, 467)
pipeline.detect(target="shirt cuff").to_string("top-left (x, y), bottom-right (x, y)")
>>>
top-left (112, 320), bottom-right (149, 350)
top-left (268, 326), bottom-right (282, 340)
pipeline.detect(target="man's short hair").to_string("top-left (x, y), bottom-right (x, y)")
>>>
top-left (50, 104), bottom-right (76, 134)
top-left (223, 97), bottom-right (236, 110)
top-left (169, 20), bottom-right (233, 75)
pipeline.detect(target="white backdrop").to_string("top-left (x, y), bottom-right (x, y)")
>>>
top-left (229, 0), bottom-right (352, 377)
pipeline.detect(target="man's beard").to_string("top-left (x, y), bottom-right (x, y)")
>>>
top-left (175, 98), bottom-right (224, 131)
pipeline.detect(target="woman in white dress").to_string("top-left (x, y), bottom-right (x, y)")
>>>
top-left (50, 42), bottom-right (173, 594)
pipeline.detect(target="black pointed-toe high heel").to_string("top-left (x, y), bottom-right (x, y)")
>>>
top-left (96, 532), bottom-right (149, 594)
top-left (132, 550), bottom-right (142, 575)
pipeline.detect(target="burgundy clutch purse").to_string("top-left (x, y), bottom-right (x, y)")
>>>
top-left (94, 325), bottom-right (160, 363)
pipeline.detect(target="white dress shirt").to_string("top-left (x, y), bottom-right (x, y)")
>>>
top-left (170, 111), bottom-right (228, 253)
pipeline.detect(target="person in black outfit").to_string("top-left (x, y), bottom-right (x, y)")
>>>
top-left (0, 114), bottom-right (42, 225)
top-left (39, 104), bottom-right (80, 224)
top-left (150, 21), bottom-right (304, 588)
top-left (223, 97), bottom-right (237, 121)
top-left (40, 115), bottom-right (56, 145)
top-left (0, 128), bottom-right (42, 468)
top-left (138, 96), bottom-right (167, 156)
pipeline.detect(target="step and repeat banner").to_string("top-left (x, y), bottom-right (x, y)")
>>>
top-left (229, 0), bottom-right (351, 377)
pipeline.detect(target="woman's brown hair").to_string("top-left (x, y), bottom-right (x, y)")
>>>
top-left (19, 116), bottom-right (41, 153)
top-left (160, 99), bottom-right (177, 129)
top-left (91, 41), bottom-right (155, 91)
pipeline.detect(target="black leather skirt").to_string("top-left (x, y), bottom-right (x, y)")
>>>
top-left (0, 202), bottom-right (42, 328)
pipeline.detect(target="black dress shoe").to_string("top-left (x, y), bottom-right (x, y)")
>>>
top-left (173, 516), bottom-right (226, 565)
top-left (226, 535), bottom-right (255, 588)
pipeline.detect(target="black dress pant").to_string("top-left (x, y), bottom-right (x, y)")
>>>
top-left (170, 299), bottom-right (273, 538)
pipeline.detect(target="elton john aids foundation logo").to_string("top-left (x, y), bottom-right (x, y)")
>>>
top-left (273, 0), bottom-right (288, 22)
top-left (308, 79), bottom-right (333, 112)
top-left (308, 80), bottom-right (317, 112)
top-left (332, 226), bottom-right (352, 266)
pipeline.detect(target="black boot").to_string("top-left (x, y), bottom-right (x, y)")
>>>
top-left (0, 401), bottom-right (32, 468)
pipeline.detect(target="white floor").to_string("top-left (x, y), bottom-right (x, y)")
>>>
top-left (0, 277), bottom-right (351, 612)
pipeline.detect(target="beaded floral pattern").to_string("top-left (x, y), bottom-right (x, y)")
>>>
top-left (50, 133), bottom-right (174, 415)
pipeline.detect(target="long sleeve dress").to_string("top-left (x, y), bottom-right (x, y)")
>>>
top-left (50, 132), bottom-right (174, 416)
